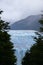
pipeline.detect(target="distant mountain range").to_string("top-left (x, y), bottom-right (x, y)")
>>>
top-left (10, 15), bottom-right (41, 31)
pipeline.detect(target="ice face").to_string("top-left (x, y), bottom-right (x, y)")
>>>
top-left (8, 30), bottom-right (37, 65)
top-left (8, 30), bottom-right (37, 49)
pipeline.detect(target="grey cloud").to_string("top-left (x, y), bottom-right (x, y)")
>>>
top-left (0, 0), bottom-right (43, 23)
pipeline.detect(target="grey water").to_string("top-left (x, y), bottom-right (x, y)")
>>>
top-left (8, 30), bottom-right (38, 65)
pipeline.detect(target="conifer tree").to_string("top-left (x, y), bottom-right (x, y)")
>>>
top-left (0, 10), bottom-right (17, 65)
top-left (39, 13), bottom-right (43, 32)
top-left (22, 12), bottom-right (43, 65)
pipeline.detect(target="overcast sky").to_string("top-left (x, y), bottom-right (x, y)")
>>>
top-left (0, 0), bottom-right (43, 23)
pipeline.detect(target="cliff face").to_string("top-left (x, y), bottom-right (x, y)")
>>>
top-left (10, 15), bottom-right (41, 31)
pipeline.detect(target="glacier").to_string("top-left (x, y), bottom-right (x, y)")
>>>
top-left (8, 30), bottom-right (38, 65)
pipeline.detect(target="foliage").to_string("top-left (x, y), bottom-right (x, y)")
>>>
top-left (22, 50), bottom-right (30, 65)
top-left (22, 13), bottom-right (43, 65)
top-left (30, 34), bottom-right (43, 65)
top-left (39, 15), bottom-right (43, 32)
top-left (0, 10), bottom-right (17, 65)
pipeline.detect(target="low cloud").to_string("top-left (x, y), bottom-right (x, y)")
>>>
top-left (0, 0), bottom-right (43, 23)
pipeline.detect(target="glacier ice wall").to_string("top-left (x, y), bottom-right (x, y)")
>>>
top-left (8, 30), bottom-right (37, 65)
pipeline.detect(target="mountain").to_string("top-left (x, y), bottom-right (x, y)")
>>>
top-left (10, 15), bottom-right (41, 31)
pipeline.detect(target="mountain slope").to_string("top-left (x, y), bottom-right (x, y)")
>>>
top-left (10, 15), bottom-right (41, 31)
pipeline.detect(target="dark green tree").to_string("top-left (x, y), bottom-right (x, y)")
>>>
top-left (29, 13), bottom-right (43, 65)
top-left (30, 33), bottom-right (43, 65)
top-left (0, 10), bottom-right (17, 65)
top-left (22, 50), bottom-right (30, 65)
top-left (22, 34), bottom-right (43, 65)
top-left (22, 13), bottom-right (43, 65)
top-left (39, 13), bottom-right (43, 32)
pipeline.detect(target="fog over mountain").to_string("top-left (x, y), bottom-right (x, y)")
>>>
top-left (0, 0), bottom-right (43, 22)
top-left (10, 15), bottom-right (41, 31)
